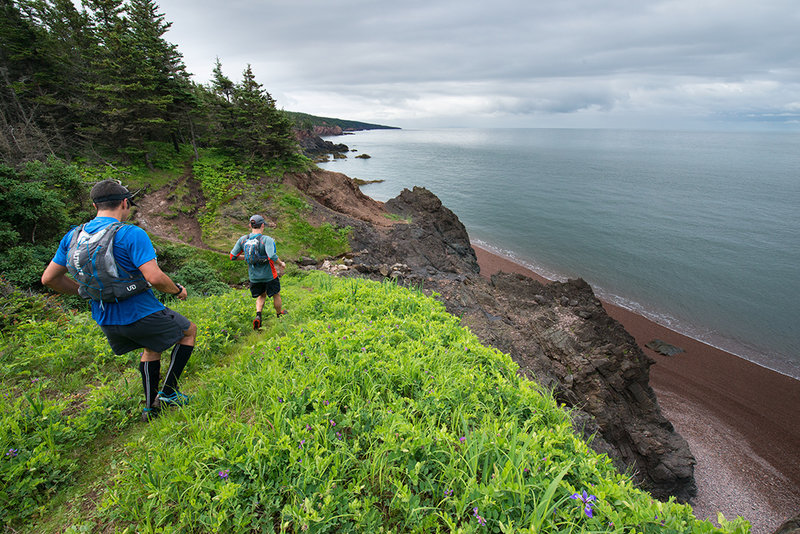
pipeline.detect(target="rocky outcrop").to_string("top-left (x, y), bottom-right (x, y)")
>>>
top-left (313, 125), bottom-right (344, 136)
top-left (284, 169), bottom-right (390, 227)
top-left (294, 129), bottom-right (348, 155)
top-left (773, 513), bottom-right (800, 534)
top-left (289, 175), bottom-right (697, 502)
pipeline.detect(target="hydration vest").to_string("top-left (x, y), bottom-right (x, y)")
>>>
top-left (243, 234), bottom-right (269, 265)
top-left (65, 222), bottom-right (151, 303)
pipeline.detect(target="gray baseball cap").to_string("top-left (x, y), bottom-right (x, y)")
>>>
top-left (249, 214), bottom-right (265, 226)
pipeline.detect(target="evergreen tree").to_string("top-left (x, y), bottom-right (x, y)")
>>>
top-left (210, 57), bottom-right (233, 103)
top-left (2, 0), bottom-right (299, 165)
top-left (230, 64), bottom-right (296, 161)
top-left (82, 0), bottom-right (190, 160)
top-left (0, 0), bottom-right (61, 162)
top-left (21, 0), bottom-right (97, 154)
top-left (202, 57), bottom-right (236, 148)
top-left (128, 0), bottom-right (194, 155)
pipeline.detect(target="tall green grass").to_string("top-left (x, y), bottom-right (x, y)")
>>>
top-left (0, 290), bottom-right (253, 525)
top-left (18, 272), bottom-right (743, 533)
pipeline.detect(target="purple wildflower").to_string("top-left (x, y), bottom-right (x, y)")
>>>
top-left (473, 507), bottom-right (487, 526)
top-left (459, 436), bottom-right (466, 443)
top-left (444, 489), bottom-right (453, 497)
top-left (299, 440), bottom-right (305, 449)
top-left (306, 424), bottom-right (312, 432)
top-left (6, 448), bottom-right (18, 458)
top-left (219, 469), bottom-right (230, 479)
top-left (569, 490), bottom-right (597, 518)
top-left (330, 420), bottom-right (336, 427)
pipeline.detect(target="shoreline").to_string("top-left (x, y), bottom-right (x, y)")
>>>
top-left (472, 243), bottom-right (800, 534)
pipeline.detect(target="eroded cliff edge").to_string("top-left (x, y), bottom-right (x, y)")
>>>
top-left (285, 170), bottom-right (697, 502)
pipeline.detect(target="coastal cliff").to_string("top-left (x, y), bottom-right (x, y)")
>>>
top-left (285, 170), bottom-right (697, 502)
top-left (294, 129), bottom-right (349, 155)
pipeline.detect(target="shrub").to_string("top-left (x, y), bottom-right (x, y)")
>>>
top-left (172, 259), bottom-right (232, 296)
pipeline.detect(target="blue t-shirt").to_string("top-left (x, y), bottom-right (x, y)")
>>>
top-left (230, 233), bottom-right (279, 282)
top-left (53, 217), bottom-right (165, 326)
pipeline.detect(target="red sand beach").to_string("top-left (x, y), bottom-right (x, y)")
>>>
top-left (472, 244), bottom-right (800, 534)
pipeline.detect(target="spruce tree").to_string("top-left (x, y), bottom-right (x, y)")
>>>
top-left (0, 0), bottom-right (60, 162)
top-left (230, 64), bottom-right (296, 161)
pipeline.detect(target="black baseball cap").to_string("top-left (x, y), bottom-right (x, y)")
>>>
top-left (90, 180), bottom-right (137, 206)
top-left (249, 214), bottom-right (265, 226)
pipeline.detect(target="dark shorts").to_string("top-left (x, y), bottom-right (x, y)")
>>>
top-left (250, 278), bottom-right (281, 298)
top-left (100, 308), bottom-right (192, 355)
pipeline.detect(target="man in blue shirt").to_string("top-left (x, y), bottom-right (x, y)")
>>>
top-left (41, 180), bottom-right (197, 421)
top-left (230, 214), bottom-right (287, 329)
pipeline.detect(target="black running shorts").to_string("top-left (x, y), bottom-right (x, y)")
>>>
top-left (250, 278), bottom-right (281, 298)
top-left (100, 308), bottom-right (192, 355)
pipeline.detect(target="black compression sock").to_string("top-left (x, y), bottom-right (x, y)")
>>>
top-left (139, 360), bottom-right (161, 408)
top-left (161, 344), bottom-right (194, 396)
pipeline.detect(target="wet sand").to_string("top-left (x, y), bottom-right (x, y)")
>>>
top-left (473, 243), bottom-right (800, 534)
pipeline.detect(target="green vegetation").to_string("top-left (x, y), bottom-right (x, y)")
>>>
top-left (285, 111), bottom-right (399, 133)
top-left (1, 0), bottom-right (297, 167)
top-left (0, 287), bottom-right (252, 527)
top-left (0, 2), bottom-right (751, 532)
top-left (0, 158), bottom-right (92, 289)
top-left (2, 272), bottom-right (749, 532)
top-left (267, 187), bottom-right (350, 261)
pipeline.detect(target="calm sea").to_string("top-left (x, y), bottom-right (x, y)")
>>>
top-left (319, 128), bottom-right (800, 379)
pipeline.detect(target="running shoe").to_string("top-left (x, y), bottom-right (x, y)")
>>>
top-left (157, 390), bottom-right (191, 407)
top-left (253, 317), bottom-right (262, 330)
top-left (277, 310), bottom-right (288, 319)
top-left (142, 406), bottom-right (160, 422)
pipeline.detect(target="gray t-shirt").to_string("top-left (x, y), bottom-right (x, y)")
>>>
top-left (230, 233), bottom-right (280, 282)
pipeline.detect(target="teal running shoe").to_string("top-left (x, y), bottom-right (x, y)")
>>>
top-left (157, 390), bottom-right (191, 407)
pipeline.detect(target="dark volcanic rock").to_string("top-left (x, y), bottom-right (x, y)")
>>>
top-left (378, 187), bottom-right (481, 276)
top-left (294, 129), bottom-right (348, 155)
top-left (773, 513), bottom-right (800, 534)
top-left (288, 177), bottom-right (697, 502)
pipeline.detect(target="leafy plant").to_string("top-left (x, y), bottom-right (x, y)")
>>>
top-left (192, 151), bottom-right (246, 235)
top-left (94, 273), bottom-right (749, 533)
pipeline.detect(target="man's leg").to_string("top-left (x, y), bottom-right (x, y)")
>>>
top-left (161, 322), bottom-right (197, 398)
top-left (254, 292), bottom-right (266, 329)
top-left (273, 292), bottom-right (284, 316)
top-left (139, 349), bottom-right (162, 419)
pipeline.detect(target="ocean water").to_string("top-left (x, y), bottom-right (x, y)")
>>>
top-left (319, 128), bottom-right (800, 379)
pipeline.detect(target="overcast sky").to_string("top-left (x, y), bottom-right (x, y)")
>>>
top-left (154, 0), bottom-right (800, 130)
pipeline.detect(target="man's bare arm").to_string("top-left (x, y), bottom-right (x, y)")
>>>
top-left (41, 262), bottom-right (79, 295)
top-left (138, 259), bottom-right (186, 299)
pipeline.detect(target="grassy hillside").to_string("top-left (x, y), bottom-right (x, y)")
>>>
top-left (0, 152), bottom-right (749, 532)
top-left (2, 270), bottom-right (749, 532)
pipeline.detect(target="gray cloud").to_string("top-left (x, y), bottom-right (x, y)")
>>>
top-left (156, 0), bottom-right (800, 129)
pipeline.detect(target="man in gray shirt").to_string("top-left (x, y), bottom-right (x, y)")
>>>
top-left (230, 214), bottom-right (287, 329)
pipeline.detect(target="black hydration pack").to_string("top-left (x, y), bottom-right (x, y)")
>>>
top-left (65, 222), bottom-right (150, 303)
top-left (242, 234), bottom-right (270, 265)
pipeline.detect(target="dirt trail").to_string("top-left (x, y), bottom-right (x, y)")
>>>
top-left (132, 169), bottom-right (207, 249)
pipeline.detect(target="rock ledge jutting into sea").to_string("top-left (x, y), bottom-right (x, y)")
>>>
top-left (284, 170), bottom-right (698, 502)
